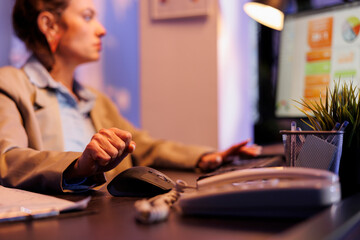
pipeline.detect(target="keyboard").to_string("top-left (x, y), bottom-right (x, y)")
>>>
top-left (197, 155), bottom-right (285, 181)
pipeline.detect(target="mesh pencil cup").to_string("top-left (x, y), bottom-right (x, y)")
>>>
top-left (280, 130), bottom-right (344, 174)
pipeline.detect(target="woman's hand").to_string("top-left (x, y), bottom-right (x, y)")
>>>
top-left (197, 139), bottom-right (262, 171)
top-left (65, 128), bottom-right (136, 179)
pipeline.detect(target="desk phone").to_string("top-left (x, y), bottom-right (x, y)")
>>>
top-left (178, 167), bottom-right (341, 217)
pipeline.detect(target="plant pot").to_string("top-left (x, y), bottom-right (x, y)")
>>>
top-left (339, 145), bottom-right (360, 198)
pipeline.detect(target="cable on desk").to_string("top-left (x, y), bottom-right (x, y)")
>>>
top-left (134, 179), bottom-right (194, 224)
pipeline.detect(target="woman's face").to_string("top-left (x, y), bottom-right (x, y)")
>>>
top-left (56, 0), bottom-right (106, 65)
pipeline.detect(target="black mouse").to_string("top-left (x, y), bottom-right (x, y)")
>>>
top-left (107, 166), bottom-right (175, 197)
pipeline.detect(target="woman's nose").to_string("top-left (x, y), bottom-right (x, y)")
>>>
top-left (96, 21), bottom-right (107, 37)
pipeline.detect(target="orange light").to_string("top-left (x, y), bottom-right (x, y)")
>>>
top-left (243, 2), bottom-right (284, 31)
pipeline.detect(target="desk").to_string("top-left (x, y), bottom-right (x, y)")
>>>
top-left (1, 169), bottom-right (360, 240)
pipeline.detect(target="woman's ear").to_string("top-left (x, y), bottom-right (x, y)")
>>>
top-left (37, 11), bottom-right (61, 53)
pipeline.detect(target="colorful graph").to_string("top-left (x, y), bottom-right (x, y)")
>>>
top-left (342, 16), bottom-right (360, 42)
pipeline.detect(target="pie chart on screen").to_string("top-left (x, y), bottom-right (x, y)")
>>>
top-left (342, 16), bottom-right (360, 42)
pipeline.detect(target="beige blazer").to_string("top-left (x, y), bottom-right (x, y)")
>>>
top-left (0, 66), bottom-right (210, 193)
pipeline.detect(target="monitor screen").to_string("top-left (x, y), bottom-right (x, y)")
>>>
top-left (275, 2), bottom-right (360, 117)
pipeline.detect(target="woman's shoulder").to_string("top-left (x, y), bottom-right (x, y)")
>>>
top-left (0, 65), bottom-right (26, 78)
top-left (0, 65), bottom-right (34, 96)
top-left (87, 87), bottom-right (112, 103)
top-left (86, 86), bottom-right (120, 112)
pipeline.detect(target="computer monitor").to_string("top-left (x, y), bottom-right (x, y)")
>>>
top-left (275, 1), bottom-right (360, 117)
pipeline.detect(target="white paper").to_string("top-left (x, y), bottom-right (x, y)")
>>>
top-left (0, 186), bottom-right (90, 222)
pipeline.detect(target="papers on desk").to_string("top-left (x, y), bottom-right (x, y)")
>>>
top-left (0, 185), bottom-right (90, 222)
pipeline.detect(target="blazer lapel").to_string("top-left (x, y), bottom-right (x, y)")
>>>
top-left (34, 87), bottom-right (65, 151)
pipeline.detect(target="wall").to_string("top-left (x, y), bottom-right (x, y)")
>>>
top-left (139, 0), bottom-right (219, 148)
top-left (0, 1), bottom-right (14, 67)
top-left (0, 0), bottom-right (257, 151)
top-left (77, 0), bottom-right (140, 127)
top-left (218, 0), bottom-right (258, 149)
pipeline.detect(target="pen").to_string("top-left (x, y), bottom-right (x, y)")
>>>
top-left (290, 121), bottom-right (296, 166)
top-left (296, 127), bottom-right (305, 143)
top-left (328, 121), bottom-right (349, 144)
top-left (338, 121), bottom-right (349, 132)
top-left (326, 122), bottom-right (340, 142)
top-left (333, 122), bottom-right (341, 131)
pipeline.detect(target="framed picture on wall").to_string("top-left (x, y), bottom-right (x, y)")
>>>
top-left (150, 0), bottom-right (210, 20)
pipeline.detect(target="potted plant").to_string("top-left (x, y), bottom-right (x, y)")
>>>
top-left (295, 81), bottom-right (360, 197)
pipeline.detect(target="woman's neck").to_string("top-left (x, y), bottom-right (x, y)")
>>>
top-left (50, 57), bottom-right (78, 99)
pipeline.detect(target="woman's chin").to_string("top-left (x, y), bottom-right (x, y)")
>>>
top-left (79, 55), bottom-right (101, 64)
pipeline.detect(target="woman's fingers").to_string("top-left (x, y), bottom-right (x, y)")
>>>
top-left (198, 139), bottom-right (263, 172)
top-left (128, 141), bottom-right (136, 153)
top-left (222, 140), bottom-right (262, 159)
top-left (90, 131), bottom-right (119, 162)
top-left (240, 145), bottom-right (262, 156)
top-left (198, 153), bottom-right (223, 171)
top-left (221, 139), bottom-right (251, 158)
top-left (96, 128), bottom-right (131, 158)
top-left (75, 128), bottom-right (135, 177)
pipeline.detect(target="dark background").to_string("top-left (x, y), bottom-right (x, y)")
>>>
top-left (254, 0), bottom-right (355, 144)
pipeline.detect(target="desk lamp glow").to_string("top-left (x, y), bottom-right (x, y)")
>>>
top-left (243, 0), bottom-right (287, 31)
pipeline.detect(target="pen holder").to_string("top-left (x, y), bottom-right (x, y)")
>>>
top-left (280, 130), bottom-right (344, 174)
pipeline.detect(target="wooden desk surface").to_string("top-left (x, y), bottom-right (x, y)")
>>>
top-left (1, 169), bottom-right (360, 240)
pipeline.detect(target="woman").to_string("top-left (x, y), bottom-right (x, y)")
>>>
top-left (0, 0), bottom-right (260, 193)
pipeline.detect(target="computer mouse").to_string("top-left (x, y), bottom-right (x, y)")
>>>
top-left (107, 166), bottom-right (175, 197)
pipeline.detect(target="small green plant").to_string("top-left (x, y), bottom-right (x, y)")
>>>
top-left (295, 81), bottom-right (360, 148)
